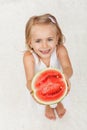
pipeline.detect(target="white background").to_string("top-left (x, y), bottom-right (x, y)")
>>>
top-left (0, 0), bottom-right (87, 130)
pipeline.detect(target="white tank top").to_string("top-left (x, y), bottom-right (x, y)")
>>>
top-left (32, 49), bottom-right (62, 74)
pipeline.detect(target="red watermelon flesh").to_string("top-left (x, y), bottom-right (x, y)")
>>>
top-left (31, 68), bottom-right (67, 105)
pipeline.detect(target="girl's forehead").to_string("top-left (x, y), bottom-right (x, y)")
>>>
top-left (31, 24), bottom-right (57, 35)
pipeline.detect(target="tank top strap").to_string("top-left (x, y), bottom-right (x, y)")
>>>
top-left (50, 48), bottom-right (61, 69)
top-left (32, 52), bottom-right (39, 65)
top-left (32, 52), bottom-right (46, 73)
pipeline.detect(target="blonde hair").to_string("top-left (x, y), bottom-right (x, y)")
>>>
top-left (25, 13), bottom-right (64, 50)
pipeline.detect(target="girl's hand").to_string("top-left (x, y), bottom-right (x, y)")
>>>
top-left (63, 73), bottom-right (71, 95)
top-left (30, 90), bottom-right (41, 104)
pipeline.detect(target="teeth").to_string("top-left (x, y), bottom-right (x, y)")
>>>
top-left (40, 49), bottom-right (50, 54)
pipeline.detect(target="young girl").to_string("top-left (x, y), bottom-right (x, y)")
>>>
top-left (23, 13), bottom-right (73, 120)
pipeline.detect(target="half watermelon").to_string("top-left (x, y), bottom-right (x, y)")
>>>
top-left (31, 68), bottom-right (67, 105)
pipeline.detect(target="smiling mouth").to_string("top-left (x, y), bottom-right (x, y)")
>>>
top-left (39, 49), bottom-right (51, 54)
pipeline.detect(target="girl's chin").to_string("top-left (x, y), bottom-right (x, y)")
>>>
top-left (40, 54), bottom-right (51, 59)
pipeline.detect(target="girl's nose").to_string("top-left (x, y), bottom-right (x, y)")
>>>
top-left (42, 41), bottom-right (48, 48)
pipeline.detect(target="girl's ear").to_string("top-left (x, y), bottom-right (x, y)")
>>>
top-left (28, 41), bottom-right (33, 49)
top-left (29, 43), bottom-right (33, 49)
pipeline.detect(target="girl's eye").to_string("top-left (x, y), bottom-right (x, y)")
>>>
top-left (35, 39), bottom-right (41, 43)
top-left (48, 38), bottom-right (53, 41)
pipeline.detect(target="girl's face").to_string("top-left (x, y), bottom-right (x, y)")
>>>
top-left (29, 24), bottom-right (59, 59)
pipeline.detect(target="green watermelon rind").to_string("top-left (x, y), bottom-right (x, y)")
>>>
top-left (31, 67), bottom-right (68, 105)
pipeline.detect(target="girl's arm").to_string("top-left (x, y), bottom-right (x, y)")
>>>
top-left (57, 44), bottom-right (73, 80)
top-left (57, 44), bottom-right (73, 94)
top-left (23, 51), bottom-right (35, 93)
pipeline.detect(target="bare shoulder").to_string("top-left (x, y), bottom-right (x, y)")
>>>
top-left (57, 44), bottom-right (68, 57)
top-left (23, 51), bottom-right (34, 64)
top-left (23, 51), bottom-right (32, 58)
